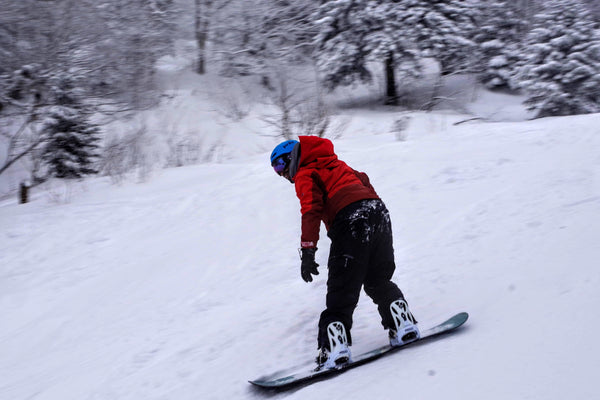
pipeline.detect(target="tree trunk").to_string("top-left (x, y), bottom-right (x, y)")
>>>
top-left (196, 31), bottom-right (206, 74)
top-left (384, 53), bottom-right (398, 106)
top-left (195, 0), bottom-right (212, 74)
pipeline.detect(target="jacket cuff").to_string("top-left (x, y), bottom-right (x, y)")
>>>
top-left (300, 241), bottom-right (317, 248)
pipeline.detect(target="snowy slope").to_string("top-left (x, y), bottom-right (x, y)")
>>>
top-left (1, 109), bottom-right (600, 400)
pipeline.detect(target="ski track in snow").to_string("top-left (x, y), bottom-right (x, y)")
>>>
top-left (1, 112), bottom-right (600, 400)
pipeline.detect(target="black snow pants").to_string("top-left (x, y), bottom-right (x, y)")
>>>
top-left (318, 199), bottom-right (405, 350)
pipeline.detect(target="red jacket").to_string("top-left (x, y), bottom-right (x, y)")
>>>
top-left (294, 136), bottom-right (379, 248)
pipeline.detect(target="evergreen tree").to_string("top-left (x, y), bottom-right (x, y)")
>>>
top-left (40, 76), bottom-right (100, 179)
top-left (314, 0), bottom-right (421, 105)
top-left (314, 0), bottom-right (477, 105)
top-left (41, 109), bottom-right (100, 179)
top-left (518, 0), bottom-right (600, 118)
top-left (404, 0), bottom-right (479, 76)
top-left (473, 0), bottom-right (527, 90)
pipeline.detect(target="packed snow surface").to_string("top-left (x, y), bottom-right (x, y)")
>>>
top-left (2, 109), bottom-right (599, 399)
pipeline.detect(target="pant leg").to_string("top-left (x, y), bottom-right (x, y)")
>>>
top-left (363, 201), bottom-right (405, 330)
top-left (318, 202), bottom-right (370, 349)
top-left (364, 261), bottom-right (404, 330)
top-left (318, 252), bottom-right (366, 348)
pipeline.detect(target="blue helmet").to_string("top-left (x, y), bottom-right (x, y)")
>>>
top-left (270, 140), bottom-right (298, 164)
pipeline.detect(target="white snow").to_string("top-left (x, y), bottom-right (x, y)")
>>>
top-left (1, 69), bottom-right (600, 399)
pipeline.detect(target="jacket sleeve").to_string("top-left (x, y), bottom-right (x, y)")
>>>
top-left (294, 171), bottom-right (324, 248)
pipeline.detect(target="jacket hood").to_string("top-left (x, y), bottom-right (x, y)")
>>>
top-left (298, 136), bottom-right (337, 168)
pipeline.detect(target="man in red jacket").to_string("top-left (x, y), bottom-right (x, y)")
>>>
top-left (270, 136), bottom-right (420, 370)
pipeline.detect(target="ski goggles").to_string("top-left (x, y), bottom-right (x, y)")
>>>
top-left (272, 156), bottom-right (288, 175)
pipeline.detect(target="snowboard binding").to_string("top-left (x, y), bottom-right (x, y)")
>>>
top-left (315, 321), bottom-right (352, 371)
top-left (389, 299), bottom-right (420, 347)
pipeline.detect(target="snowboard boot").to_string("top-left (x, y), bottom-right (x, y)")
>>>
top-left (389, 299), bottom-right (420, 347)
top-left (315, 321), bottom-right (352, 371)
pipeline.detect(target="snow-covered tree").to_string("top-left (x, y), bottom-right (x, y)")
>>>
top-left (518, 0), bottom-right (600, 118)
top-left (87, 0), bottom-right (178, 107)
top-left (211, 0), bottom-right (319, 79)
top-left (1, 0), bottom-right (178, 181)
top-left (314, 0), bottom-right (420, 105)
top-left (0, 0), bottom-right (178, 109)
top-left (41, 109), bottom-right (100, 179)
top-left (404, 0), bottom-right (479, 76)
top-left (582, 0), bottom-right (600, 21)
top-left (473, 0), bottom-right (528, 90)
top-left (40, 76), bottom-right (100, 179)
top-left (314, 0), bottom-right (478, 105)
top-left (206, 0), bottom-right (326, 137)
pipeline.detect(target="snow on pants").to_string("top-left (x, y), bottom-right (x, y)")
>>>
top-left (317, 199), bottom-right (405, 350)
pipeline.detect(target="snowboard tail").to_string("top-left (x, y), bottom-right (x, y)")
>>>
top-left (249, 312), bottom-right (469, 390)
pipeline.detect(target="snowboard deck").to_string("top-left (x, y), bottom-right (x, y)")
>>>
top-left (249, 312), bottom-right (468, 390)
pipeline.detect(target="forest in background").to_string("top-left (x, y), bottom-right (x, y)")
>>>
top-left (1, 0), bottom-right (599, 193)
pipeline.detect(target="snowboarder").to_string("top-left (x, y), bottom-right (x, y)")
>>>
top-left (270, 136), bottom-right (420, 370)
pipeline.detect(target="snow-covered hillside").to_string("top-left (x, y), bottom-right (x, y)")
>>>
top-left (2, 102), bottom-right (599, 399)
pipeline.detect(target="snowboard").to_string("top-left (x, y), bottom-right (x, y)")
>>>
top-left (249, 312), bottom-right (468, 390)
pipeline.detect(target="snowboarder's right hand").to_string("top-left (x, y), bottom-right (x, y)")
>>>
top-left (300, 248), bottom-right (319, 283)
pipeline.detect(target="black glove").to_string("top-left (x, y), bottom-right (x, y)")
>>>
top-left (300, 248), bottom-right (319, 283)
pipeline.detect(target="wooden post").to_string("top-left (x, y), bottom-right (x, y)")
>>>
top-left (19, 182), bottom-right (29, 204)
